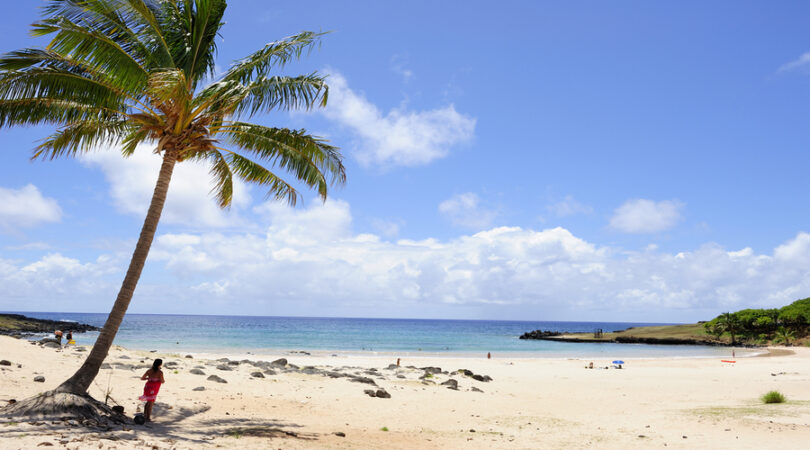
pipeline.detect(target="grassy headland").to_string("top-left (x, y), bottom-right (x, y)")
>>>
top-left (523, 297), bottom-right (810, 347)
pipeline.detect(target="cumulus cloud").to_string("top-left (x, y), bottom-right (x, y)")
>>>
top-left (438, 193), bottom-right (497, 229)
top-left (0, 253), bottom-right (121, 308)
top-left (2, 199), bottom-right (810, 321)
top-left (778, 52), bottom-right (810, 73)
top-left (142, 203), bottom-right (810, 320)
top-left (0, 184), bottom-right (62, 231)
top-left (321, 72), bottom-right (476, 168)
top-left (610, 199), bottom-right (683, 233)
top-left (81, 145), bottom-right (252, 228)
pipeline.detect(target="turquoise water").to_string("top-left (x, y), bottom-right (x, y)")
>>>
top-left (13, 312), bottom-right (739, 358)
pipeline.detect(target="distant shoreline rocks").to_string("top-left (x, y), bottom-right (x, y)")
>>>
top-left (519, 330), bottom-right (562, 340)
top-left (0, 313), bottom-right (100, 337)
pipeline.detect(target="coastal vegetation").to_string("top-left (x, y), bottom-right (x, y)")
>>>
top-left (761, 391), bottom-right (786, 404)
top-left (0, 0), bottom-right (344, 417)
top-left (702, 297), bottom-right (810, 346)
top-left (520, 297), bottom-right (810, 347)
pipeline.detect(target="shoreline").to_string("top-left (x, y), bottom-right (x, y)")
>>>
top-left (34, 334), bottom-right (766, 360)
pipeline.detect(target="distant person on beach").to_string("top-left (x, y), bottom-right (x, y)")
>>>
top-left (139, 359), bottom-right (165, 422)
top-left (54, 330), bottom-right (62, 344)
top-left (487, 352), bottom-right (491, 359)
top-left (65, 330), bottom-right (73, 345)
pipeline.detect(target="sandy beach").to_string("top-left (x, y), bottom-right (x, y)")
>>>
top-left (1, 335), bottom-right (808, 449)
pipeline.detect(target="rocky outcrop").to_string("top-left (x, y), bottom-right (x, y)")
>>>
top-left (0, 314), bottom-right (99, 337)
top-left (519, 330), bottom-right (562, 340)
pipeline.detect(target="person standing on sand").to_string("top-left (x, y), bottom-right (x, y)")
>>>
top-left (139, 359), bottom-right (165, 422)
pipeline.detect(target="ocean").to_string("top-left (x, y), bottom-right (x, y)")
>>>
top-left (11, 312), bottom-right (740, 358)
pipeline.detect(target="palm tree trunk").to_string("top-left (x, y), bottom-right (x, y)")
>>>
top-left (56, 150), bottom-right (177, 395)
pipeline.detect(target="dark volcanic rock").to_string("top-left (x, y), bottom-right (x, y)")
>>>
top-left (440, 379), bottom-right (458, 389)
top-left (349, 376), bottom-right (377, 385)
top-left (270, 358), bottom-right (288, 367)
top-left (420, 366), bottom-right (442, 374)
top-left (216, 364), bottom-right (233, 371)
top-left (190, 369), bottom-right (205, 375)
top-left (250, 371), bottom-right (265, 378)
top-left (207, 375), bottom-right (227, 383)
top-left (33, 376), bottom-right (45, 382)
top-left (519, 329), bottom-right (562, 340)
top-left (192, 386), bottom-right (205, 391)
top-left (374, 389), bottom-right (391, 399)
top-left (0, 360), bottom-right (11, 366)
top-left (0, 313), bottom-right (99, 336)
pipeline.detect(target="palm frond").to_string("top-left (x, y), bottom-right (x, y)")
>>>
top-left (191, 79), bottom-right (248, 118)
top-left (218, 122), bottom-right (345, 200)
top-left (33, 118), bottom-right (131, 160)
top-left (0, 67), bottom-right (134, 112)
top-left (147, 68), bottom-right (189, 105)
top-left (222, 31), bottom-right (325, 84)
top-left (32, 15), bottom-right (149, 92)
top-left (235, 73), bottom-right (329, 118)
top-left (207, 150), bottom-right (234, 207)
top-left (163, 0), bottom-right (226, 87)
top-left (225, 151), bottom-right (299, 206)
top-left (120, 0), bottom-right (175, 66)
top-left (41, 0), bottom-right (172, 69)
top-left (120, 126), bottom-right (152, 156)
top-left (0, 98), bottom-right (122, 128)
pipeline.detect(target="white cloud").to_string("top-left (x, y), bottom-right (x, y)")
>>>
top-left (438, 193), bottom-right (497, 229)
top-left (547, 195), bottom-right (593, 218)
top-left (322, 72), bottom-right (476, 168)
top-left (0, 253), bottom-right (121, 307)
top-left (2, 199), bottom-right (810, 321)
top-left (610, 199), bottom-right (683, 233)
top-left (778, 52), bottom-right (810, 73)
top-left (81, 145), bottom-right (252, 228)
top-left (0, 184), bottom-right (62, 231)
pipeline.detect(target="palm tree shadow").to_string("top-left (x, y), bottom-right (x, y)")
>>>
top-left (138, 405), bottom-right (315, 444)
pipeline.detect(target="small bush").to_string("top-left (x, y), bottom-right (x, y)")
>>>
top-left (380, 426), bottom-right (389, 432)
top-left (761, 391), bottom-right (786, 404)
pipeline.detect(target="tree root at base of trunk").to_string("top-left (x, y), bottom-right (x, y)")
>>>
top-left (1, 390), bottom-right (127, 424)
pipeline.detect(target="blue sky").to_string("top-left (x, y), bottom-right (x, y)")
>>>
top-left (1, 1), bottom-right (810, 322)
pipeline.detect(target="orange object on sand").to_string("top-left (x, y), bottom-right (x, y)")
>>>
top-left (721, 360), bottom-right (736, 363)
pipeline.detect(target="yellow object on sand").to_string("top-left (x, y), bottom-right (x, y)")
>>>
top-left (68, 340), bottom-right (76, 345)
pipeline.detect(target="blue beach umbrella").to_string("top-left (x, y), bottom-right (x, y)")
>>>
top-left (612, 360), bottom-right (625, 365)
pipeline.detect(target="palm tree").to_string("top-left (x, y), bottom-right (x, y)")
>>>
top-left (774, 326), bottom-right (796, 346)
top-left (717, 312), bottom-right (740, 345)
top-left (0, 0), bottom-right (344, 400)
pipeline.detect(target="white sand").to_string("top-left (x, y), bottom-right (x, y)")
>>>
top-left (1, 335), bottom-right (808, 449)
